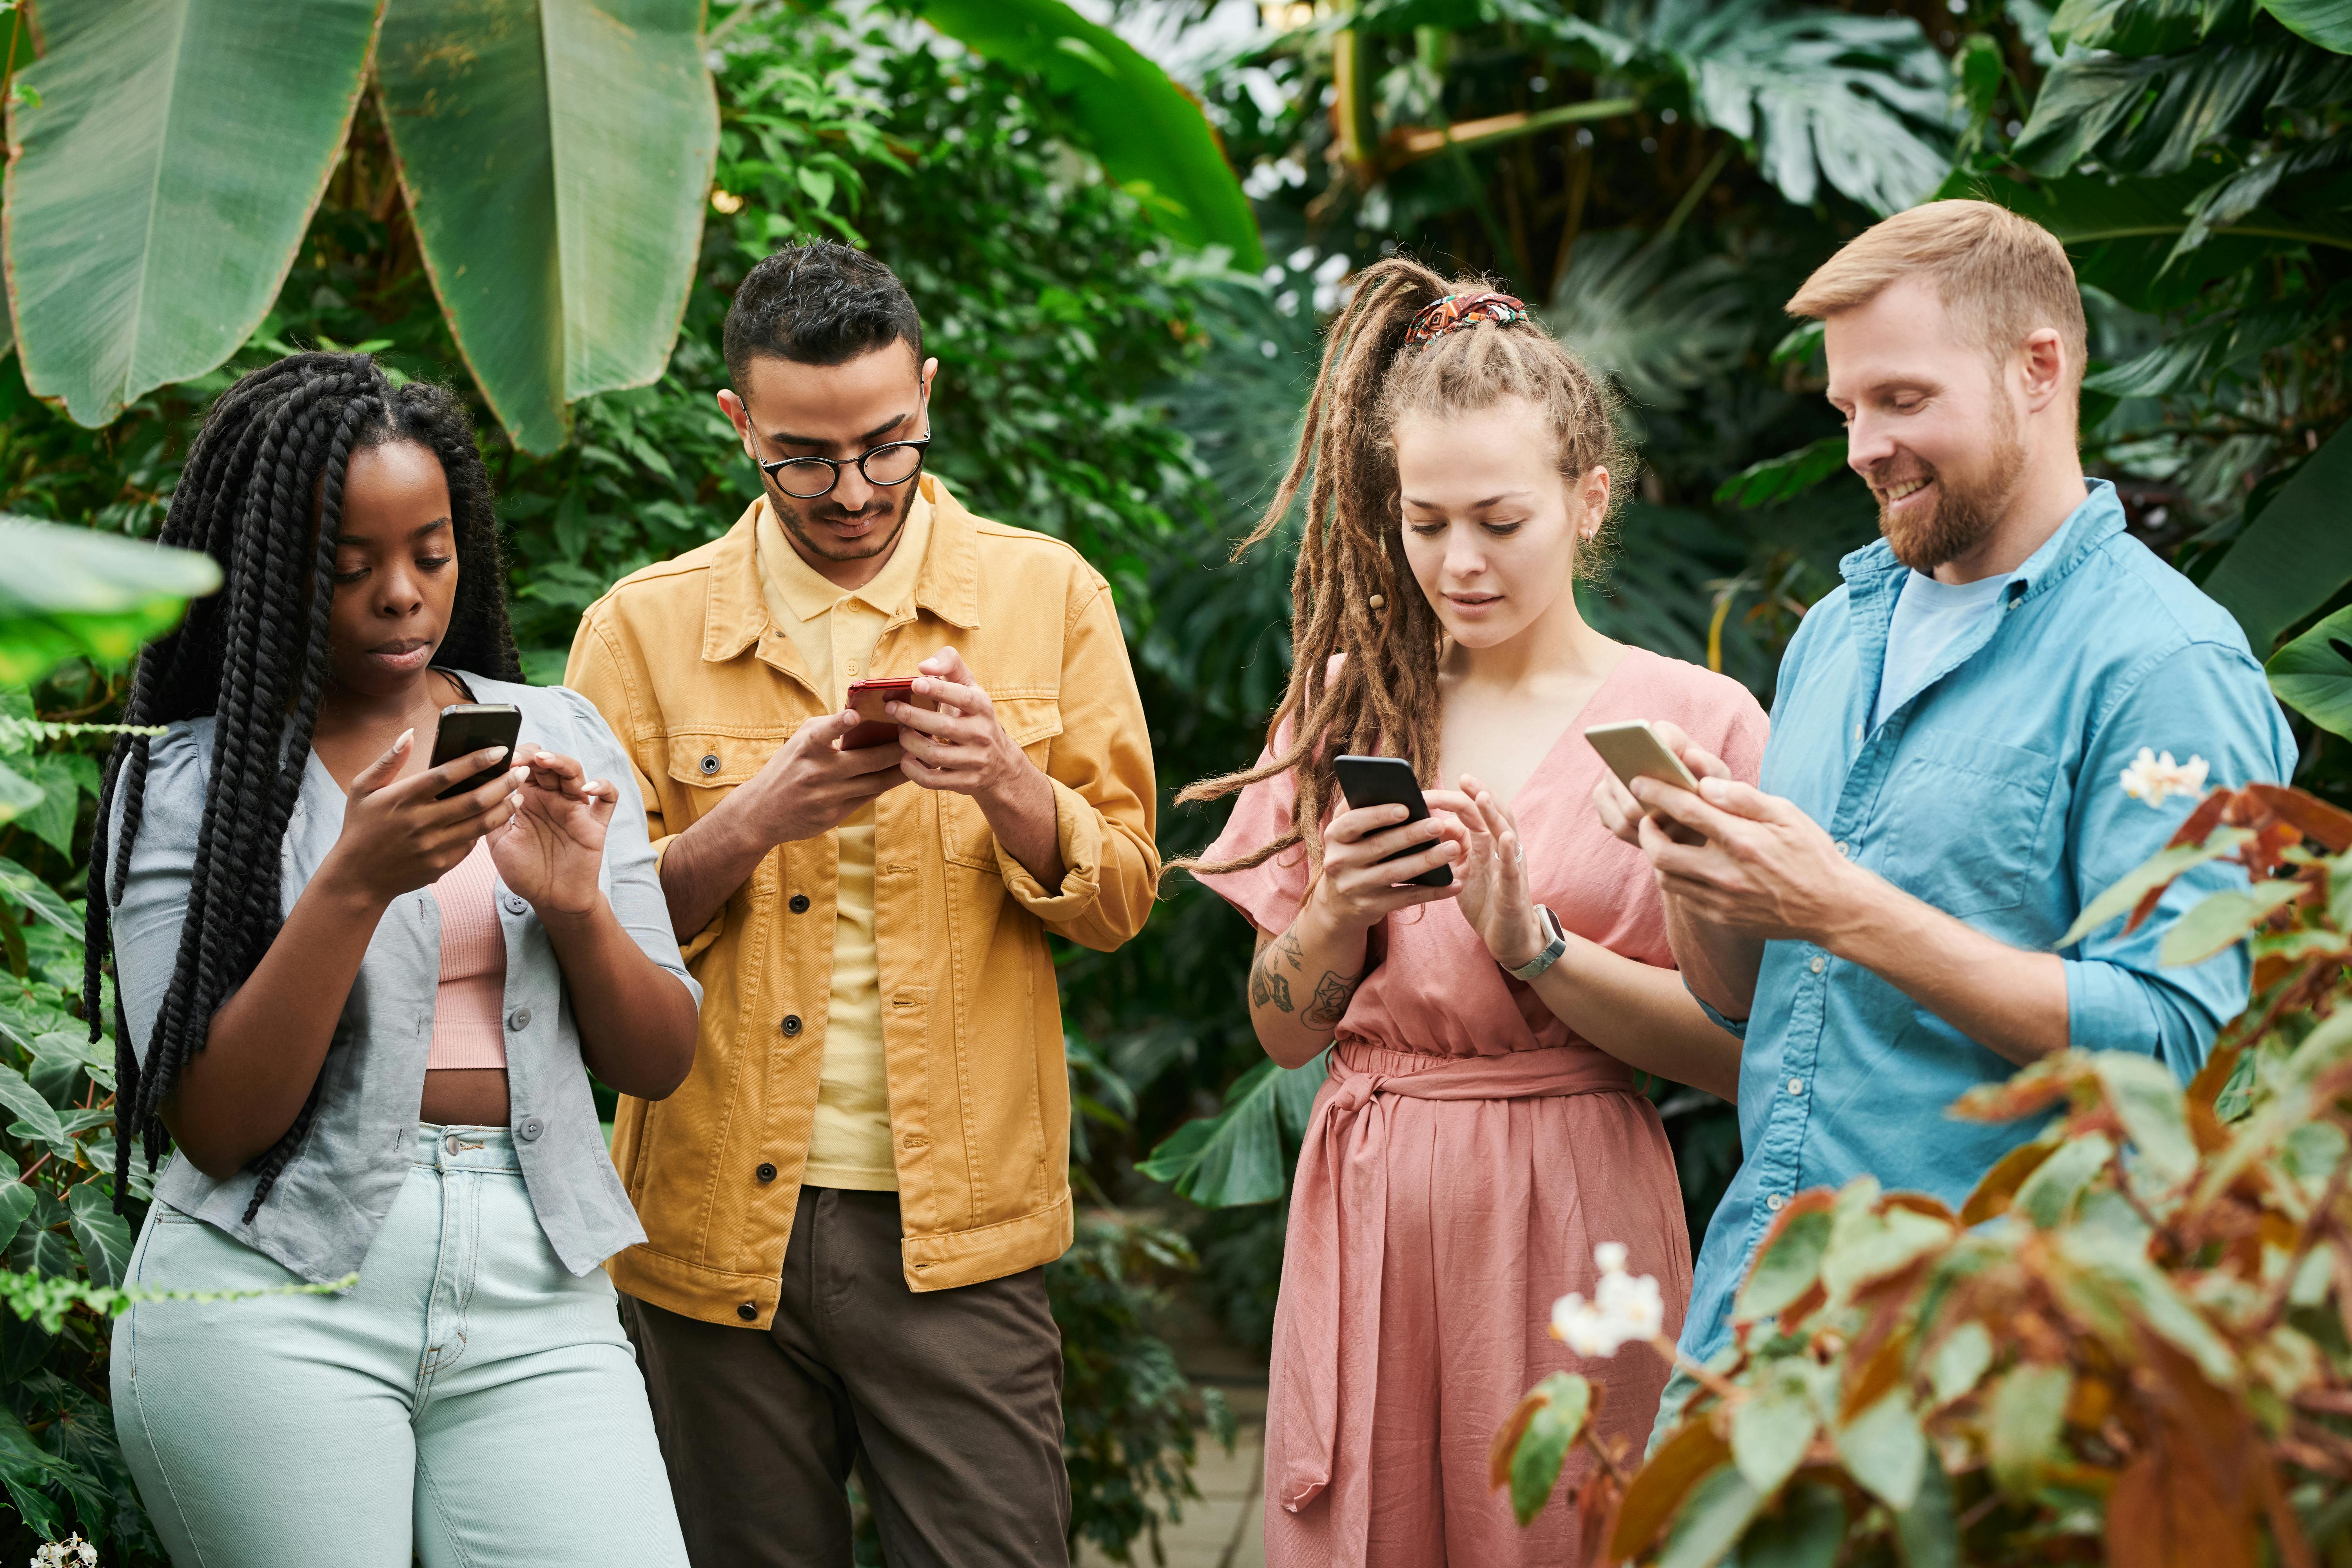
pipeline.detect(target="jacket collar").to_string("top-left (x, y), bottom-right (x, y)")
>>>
top-left (701, 473), bottom-right (982, 664)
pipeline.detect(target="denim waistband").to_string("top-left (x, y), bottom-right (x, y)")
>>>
top-left (414, 1123), bottom-right (523, 1175)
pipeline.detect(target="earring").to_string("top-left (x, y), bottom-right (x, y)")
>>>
top-left (1367, 594), bottom-right (1385, 610)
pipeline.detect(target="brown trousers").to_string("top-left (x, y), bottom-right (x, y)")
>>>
top-left (622, 1186), bottom-right (1071, 1568)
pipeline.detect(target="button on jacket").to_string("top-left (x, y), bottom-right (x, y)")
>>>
top-left (565, 475), bottom-right (1158, 1323)
top-left (1682, 482), bottom-right (2298, 1364)
top-left (107, 676), bottom-right (698, 1283)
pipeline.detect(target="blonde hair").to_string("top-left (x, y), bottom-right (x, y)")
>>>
top-left (1171, 256), bottom-right (1630, 882)
top-left (1786, 200), bottom-right (2086, 391)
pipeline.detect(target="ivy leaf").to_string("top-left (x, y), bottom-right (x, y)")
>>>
top-left (66, 1182), bottom-right (132, 1289)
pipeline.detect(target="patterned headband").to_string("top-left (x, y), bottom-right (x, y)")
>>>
top-left (1405, 290), bottom-right (1530, 345)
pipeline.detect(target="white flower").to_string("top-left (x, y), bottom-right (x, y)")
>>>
top-left (1550, 1243), bottom-right (1666, 1358)
top-left (32, 1537), bottom-right (96, 1568)
top-left (2119, 748), bottom-right (2209, 808)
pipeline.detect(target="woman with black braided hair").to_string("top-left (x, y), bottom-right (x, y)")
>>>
top-left (90, 353), bottom-right (698, 1566)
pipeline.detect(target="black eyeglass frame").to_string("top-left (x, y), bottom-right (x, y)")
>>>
top-left (753, 433), bottom-right (934, 500)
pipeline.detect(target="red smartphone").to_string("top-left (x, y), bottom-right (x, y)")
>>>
top-left (842, 677), bottom-right (934, 749)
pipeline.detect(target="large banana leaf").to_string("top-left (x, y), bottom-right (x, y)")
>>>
top-left (376, 0), bottom-right (719, 454)
top-left (1136, 1049), bottom-right (1325, 1207)
top-left (4, 0), bottom-right (383, 428)
top-left (0, 517), bottom-right (221, 684)
top-left (2199, 421), bottom-right (2352, 654)
top-left (918, 0), bottom-right (1265, 269)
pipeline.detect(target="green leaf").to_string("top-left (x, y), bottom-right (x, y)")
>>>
top-left (65, 1183), bottom-right (131, 1289)
top-left (920, 0), bottom-right (1264, 269)
top-left (2058, 827), bottom-right (2253, 948)
top-left (1135, 1050), bottom-right (1324, 1207)
top-left (2015, 1131), bottom-right (2115, 1228)
top-left (1821, 1202), bottom-right (1955, 1302)
top-left (7, 1192), bottom-right (76, 1279)
top-left (1714, 436), bottom-right (1850, 510)
top-left (5, 0), bottom-right (383, 427)
top-left (1510, 1372), bottom-right (1593, 1525)
top-left (1893, 1448), bottom-right (1960, 1568)
top-left (2208, 423), bottom-right (2352, 654)
top-left (1729, 1376), bottom-right (1817, 1499)
top-left (0, 1184), bottom-right (35, 1255)
top-left (376, 0), bottom-right (722, 454)
top-left (2091, 1051), bottom-right (2198, 1185)
top-left (2261, 0), bottom-right (2352, 50)
top-left (2157, 879), bottom-right (2306, 966)
top-left (0, 760), bottom-right (44, 826)
top-left (0, 1418), bottom-right (74, 1541)
top-left (4, 757), bottom-right (80, 856)
top-left (2269, 603), bottom-right (2352, 739)
top-left (1985, 1363), bottom-right (2070, 1494)
top-left (1735, 1206), bottom-right (1832, 1322)
top-left (1657, 1463), bottom-right (1765, 1568)
top-left (0, 1064), bottom-right (66, 1153)
top-left (0, 516), bottom-right (222, 685)
top-left (1834, 1390), bottom-right (1927, 1510)
top-left (1542, 233), bottom-right (1750, 409)
top-left (1927, 1320), bottom-right (1995, 1405)
top-left (0, 857), bottom-right (76, 938)
top-left (1741, 1482), bottom-right (1846, 1568)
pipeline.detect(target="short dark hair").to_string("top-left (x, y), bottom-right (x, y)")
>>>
top-left (724, 241), bottom-right (923, 385)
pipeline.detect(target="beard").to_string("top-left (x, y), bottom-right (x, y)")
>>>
top-left (1871, 403), bottom-right (2027, 573)
top-left (769, 476), bottom-right (915, 566)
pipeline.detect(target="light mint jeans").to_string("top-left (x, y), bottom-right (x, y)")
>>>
top-left (111, 1125), bottom-right (690, 1568)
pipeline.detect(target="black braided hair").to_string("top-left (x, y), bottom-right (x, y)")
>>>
top-left (82, 353), bottom-right (520, 1218)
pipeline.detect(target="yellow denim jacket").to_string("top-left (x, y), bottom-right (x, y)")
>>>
top-left (566, 476), bottom-right (1158, 1323)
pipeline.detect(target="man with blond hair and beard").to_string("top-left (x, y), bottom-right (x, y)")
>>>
top-left (1591, 200), bottom-right (2298, 1434)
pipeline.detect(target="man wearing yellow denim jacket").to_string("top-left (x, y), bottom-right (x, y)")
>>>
top-left (565, 243), bottom-right (1158, 1568)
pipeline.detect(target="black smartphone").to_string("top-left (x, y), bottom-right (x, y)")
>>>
top-left (429, 703), bottom-right (523, 800)
top-left (1332, 754), bottom-right (1452, 889)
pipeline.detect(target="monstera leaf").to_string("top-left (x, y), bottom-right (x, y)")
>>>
top-left (2268, 605), bottom-right (2352, 739)
top-left (919, 0), bottom-right (1264, 268)
top-left (4, 0), bottom-right (384, 428)
top-left (375, 0), bottom-right (721, 454)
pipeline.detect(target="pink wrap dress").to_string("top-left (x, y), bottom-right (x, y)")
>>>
top-left (1194, 647), bottom-right (1768, 1567)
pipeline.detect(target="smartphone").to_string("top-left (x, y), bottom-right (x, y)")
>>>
top-left (1584, 720), bottom-right (1704, 829)
top-left (429, 703), bottom-right (522, 800)
top-left (841, 678), bottom-right (938, 750)
top-left (1331, 755), bottom-right (1452, 889)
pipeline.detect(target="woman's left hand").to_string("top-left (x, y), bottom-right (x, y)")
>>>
top-left (1431, 776), bottom-right (1552, 973)
top-left (488, 744), bottom-right (615, 918)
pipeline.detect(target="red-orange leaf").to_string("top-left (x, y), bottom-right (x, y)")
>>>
top-left (2245, 783), bottom-right (2352, 852)
top-left (1611, 1418), bottom-right (1731, 1559)
top-left (1962, 1139), bottom-right (2060, 1223)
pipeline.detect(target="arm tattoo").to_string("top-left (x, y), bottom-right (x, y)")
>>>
top-left (1251, 928), bottom-right (1363, 1029)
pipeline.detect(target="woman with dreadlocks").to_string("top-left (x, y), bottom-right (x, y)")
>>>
top-left (89, 353), bottom-right (698, 1566)
top-left (1180, 263), bottom-right (1768, 1566)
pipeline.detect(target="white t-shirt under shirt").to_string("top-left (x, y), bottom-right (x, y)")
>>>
top-left (1873, 568), bottom-right (2013, 731)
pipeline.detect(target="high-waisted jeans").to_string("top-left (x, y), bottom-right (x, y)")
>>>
top-left (111, 1125), bottom-right (689, 1568)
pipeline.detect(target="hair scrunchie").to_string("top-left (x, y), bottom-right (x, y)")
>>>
top-left (1404, 289), bottom-right (1529, 345)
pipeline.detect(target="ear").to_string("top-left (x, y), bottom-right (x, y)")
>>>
top-left (2017, 327), bottom-right (2068, 416)
top-left (716, 388), bottom-right (755, 455)
top-left (920, 355), bottom-right (940, 405)
top-left (1579, 465), bottom-right (1612, 539)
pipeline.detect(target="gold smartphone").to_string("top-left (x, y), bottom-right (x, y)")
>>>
top-left (1583, 720), bottom-right (1705, 835)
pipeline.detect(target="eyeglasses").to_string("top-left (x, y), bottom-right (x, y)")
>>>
top-left (755, 433), bottom-right (933, 499)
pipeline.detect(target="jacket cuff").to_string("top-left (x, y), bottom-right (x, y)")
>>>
top-left (996, 775), bottom-right (1104, 922)
top-left (650, 834), bottom-right (725, 963)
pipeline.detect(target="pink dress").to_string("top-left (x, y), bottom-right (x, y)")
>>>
top-left (1194, 647), bottom-right (1768, 1567)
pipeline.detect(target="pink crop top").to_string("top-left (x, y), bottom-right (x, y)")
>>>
top-left (428, 839), bottom-right (508, 1072)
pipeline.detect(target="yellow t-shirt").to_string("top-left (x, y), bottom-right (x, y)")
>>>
top-left (753, 493), bottom-right (933, 1191)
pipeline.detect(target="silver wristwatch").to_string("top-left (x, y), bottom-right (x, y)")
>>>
top-left (1505, 905), bottom-right (1568, 981)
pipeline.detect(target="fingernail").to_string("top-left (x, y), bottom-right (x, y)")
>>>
top-left (396, 728), bottom-right (414, 750)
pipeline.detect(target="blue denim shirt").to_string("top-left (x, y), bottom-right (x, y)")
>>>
top-left (1681, 482), bottom-right (2297, 1364)
top-left (109, 675), bottom-right (697, 1283)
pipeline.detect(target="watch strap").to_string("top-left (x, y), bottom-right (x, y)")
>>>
top-left (1505, 905), bottom-right (1568, 981)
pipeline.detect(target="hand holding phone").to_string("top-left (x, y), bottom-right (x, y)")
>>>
top-left (1586, 719), bottom-right (1713, 845)
top-left (842, 678), bottom-right (940, 750)
top-left (430, 703), bottom-right (523, 799)
top-left (1331, 755), bottom-right (1453, 889)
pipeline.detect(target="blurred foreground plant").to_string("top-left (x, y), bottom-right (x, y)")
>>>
top-left (1495, 778), bottom-right (2352, 1564)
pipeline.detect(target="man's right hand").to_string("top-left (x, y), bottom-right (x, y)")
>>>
top-left (1592, 719), bottom-right (1732, 848)
top-left (735, 710), bottom-right (911, 846)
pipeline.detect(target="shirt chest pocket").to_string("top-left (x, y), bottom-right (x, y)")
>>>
top-left (939, 695), bottom-right (1063, 869)
top-left (1869, 728), bottom-right (2060, 920)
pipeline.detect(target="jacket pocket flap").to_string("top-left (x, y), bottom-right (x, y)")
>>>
top-left (664, 732), bottom-right (783, 788)
top-left (994, 696), bottom-right (1063, 751)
